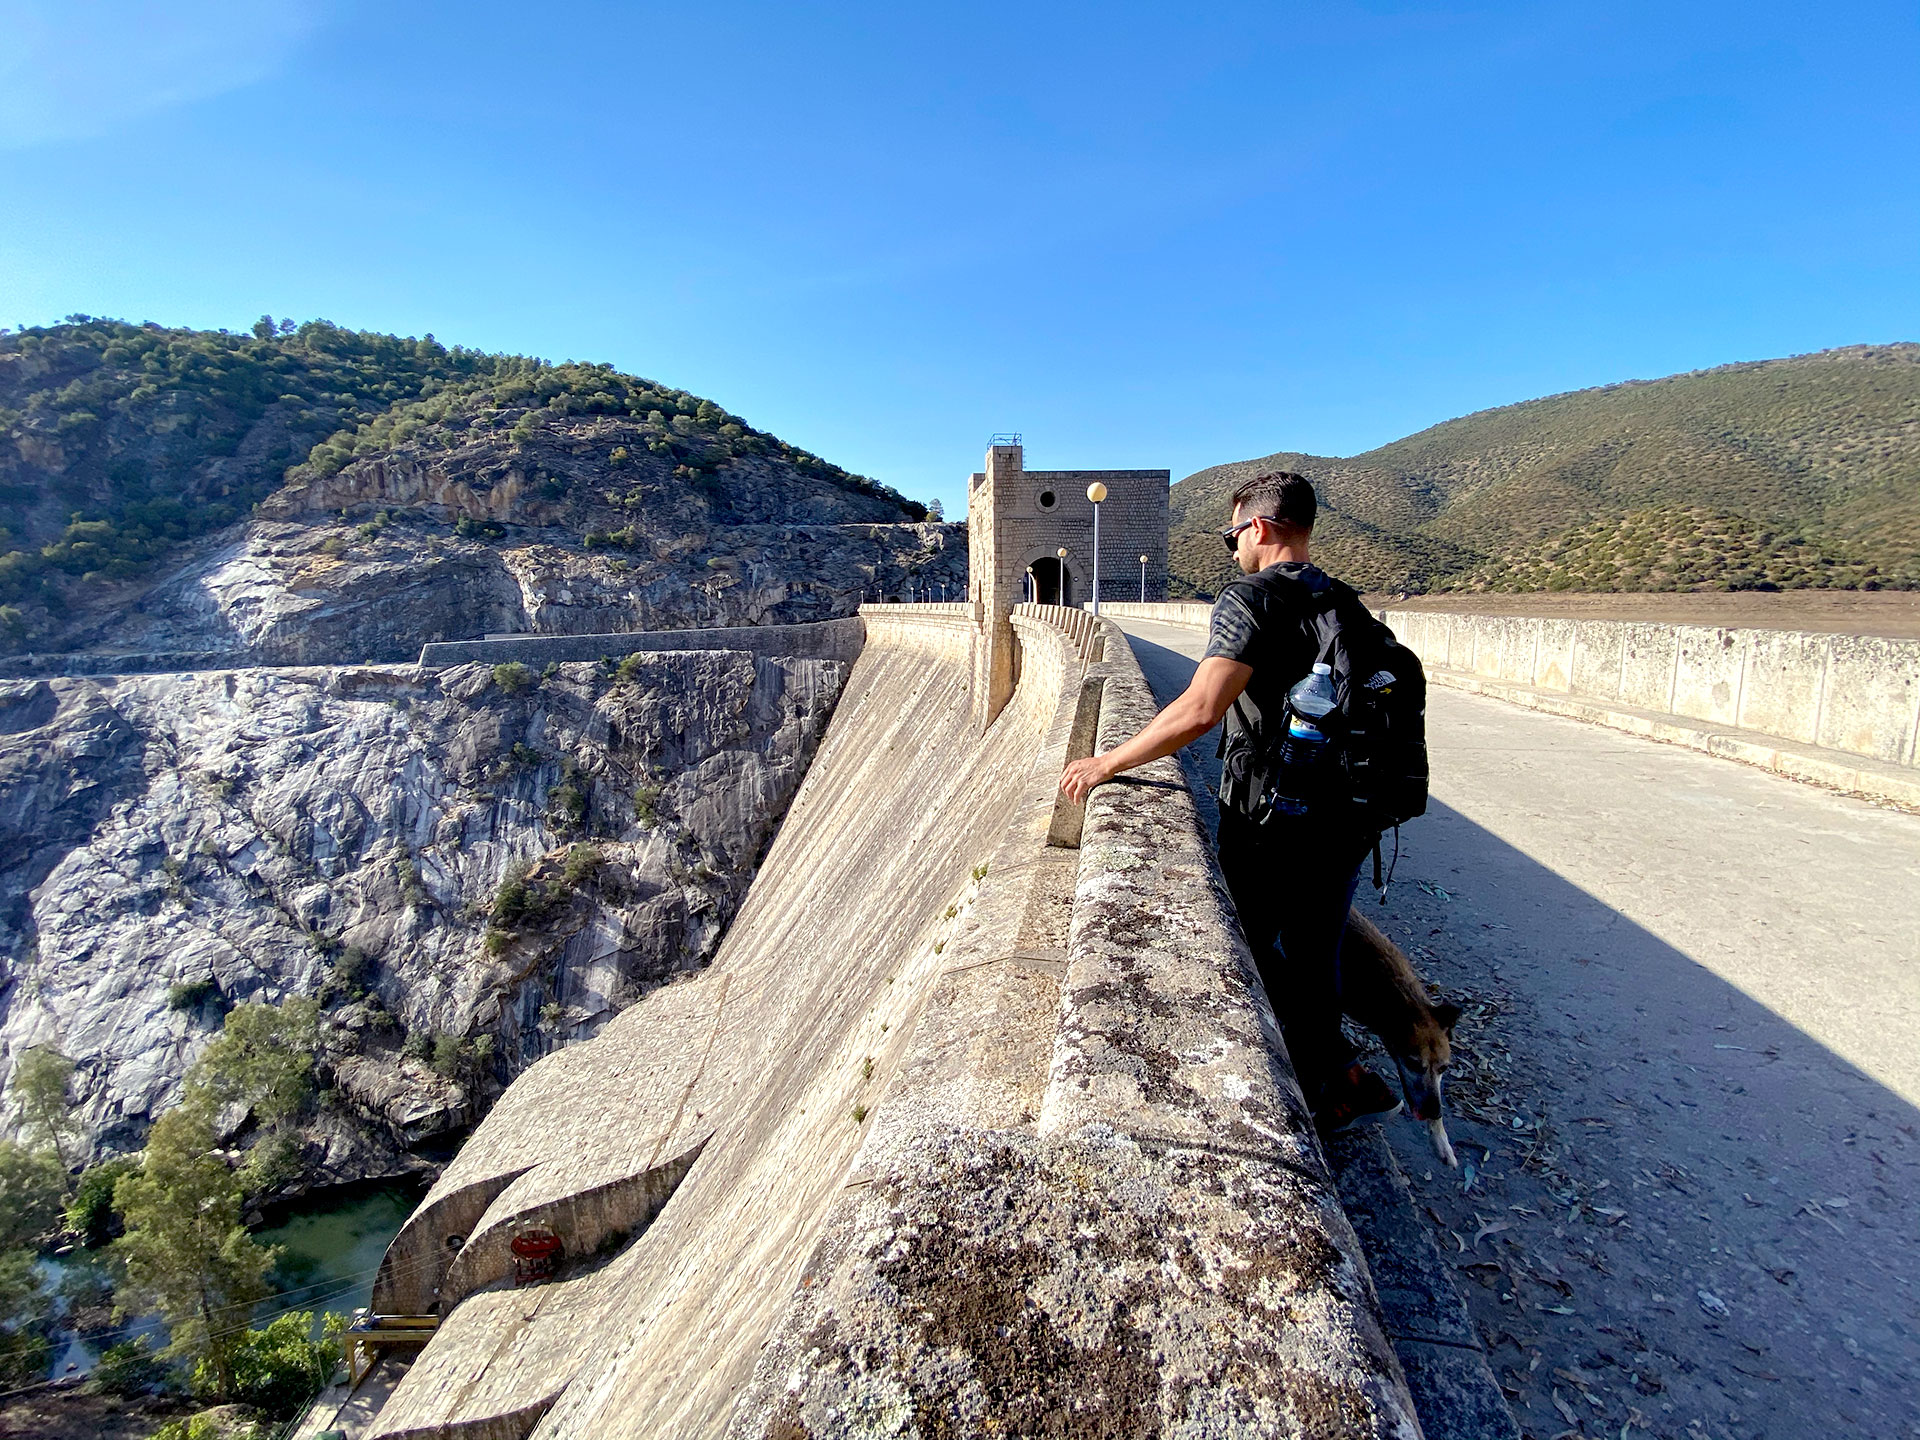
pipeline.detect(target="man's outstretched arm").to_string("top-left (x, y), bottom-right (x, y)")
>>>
top-left (1058, 656), bottom-right (1253, 803)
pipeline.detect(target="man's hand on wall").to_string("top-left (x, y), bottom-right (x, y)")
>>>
top-left (1060, 754), bottom-right (1117, 803)
top-left (1058, 656), bottom-right (1250, 805)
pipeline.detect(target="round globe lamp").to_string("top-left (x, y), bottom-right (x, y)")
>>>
top-left (1084, 483), bottom-right (1108, 615)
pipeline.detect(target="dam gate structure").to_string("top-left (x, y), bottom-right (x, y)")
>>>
top-left (358, 445), bottom-right (1423, 1440)
top-left (966, 439), bottom-right (1169, 612)
top-left (966, 438), bottom-right (1169, 732)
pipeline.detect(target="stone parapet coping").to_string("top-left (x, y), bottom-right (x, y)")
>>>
top-left (1013, 600), bottom-right (1103, 659)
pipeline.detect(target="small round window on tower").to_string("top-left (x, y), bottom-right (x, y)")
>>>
top-left (1038, 490), bottom-right (1057, 510)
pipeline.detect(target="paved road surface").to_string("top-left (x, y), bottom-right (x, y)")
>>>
top-left (1116, 616), bottom-right (1920, 1440)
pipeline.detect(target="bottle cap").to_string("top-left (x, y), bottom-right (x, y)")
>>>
top-left (1311, 662), bottom-right (1332, 674)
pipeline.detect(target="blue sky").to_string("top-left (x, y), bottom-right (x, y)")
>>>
top-left (2, 1), bottom-right (1915, 517)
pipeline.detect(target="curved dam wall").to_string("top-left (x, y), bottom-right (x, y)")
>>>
top-left (366, 605), bottom-right (1418, 1440)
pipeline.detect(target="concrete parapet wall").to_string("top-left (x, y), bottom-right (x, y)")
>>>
top-left (865, 600), bottom-right (970, 618)
top-left (416, 617), bottom-right (865, 670)
top-left (854, 603), bottom-right (974, 665)
top-left (1384, 609), bottom-right (1920, 770)
top-left (1086, 599), bottom-right (1214, 628)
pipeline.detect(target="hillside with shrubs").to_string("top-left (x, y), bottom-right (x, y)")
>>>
top-left (0, 317), bottom-right (952, 662)
top-left (1171, 344), bottom-right (1920, 598)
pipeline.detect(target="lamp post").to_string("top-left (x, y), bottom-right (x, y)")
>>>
top-left (1055, 547), bottom-right (1068, 608)
top-left (1140, 554), bottom-right (1149, 603)
top-left (1026, 566), bottom-right (1035, 604)
top-left (1085, 482), bottom-right (1108, 616)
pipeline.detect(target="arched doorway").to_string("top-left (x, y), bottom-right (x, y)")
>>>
top-left (1029, 556), bottom-right (1072, 606)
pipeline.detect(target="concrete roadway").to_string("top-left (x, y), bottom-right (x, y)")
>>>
top-left (1114, 616), bottom-right (1920, 1440)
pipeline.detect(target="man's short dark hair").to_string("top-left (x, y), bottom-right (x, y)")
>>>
top-left (1229, 471), bottom-right (1316, 531)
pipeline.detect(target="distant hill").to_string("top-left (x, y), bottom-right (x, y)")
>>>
top-left (1170, 344), bottom-right (1920, 599)
top-left (0, 318), bottom-right (939, 657)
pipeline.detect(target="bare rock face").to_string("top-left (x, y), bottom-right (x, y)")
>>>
top-left (0, 649), bottom-right (846, 1176)
top-left (77, 516), bottom-right (957, 670)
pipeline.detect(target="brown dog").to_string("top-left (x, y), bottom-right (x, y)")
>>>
top-left (1340, 909), bottom-right (1461, 1166)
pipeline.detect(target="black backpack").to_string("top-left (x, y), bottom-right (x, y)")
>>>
top-left (1218, 568), bottom-right (1429, 833)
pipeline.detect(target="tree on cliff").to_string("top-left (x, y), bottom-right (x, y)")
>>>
top-left (111, 1091), bottom-right (277, 1398)
top-left (106, 999), bottom-right (320, 1397)
top-left (195, 999), bottom-right (320, 1130)
top-left (0, 1141), bottom-right (63, 1385)
top-left (10, 1045), bottom-right (80, 1178)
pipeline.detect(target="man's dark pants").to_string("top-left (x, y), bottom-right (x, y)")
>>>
top-left (1216, 807), bottom-right (1372, 1097)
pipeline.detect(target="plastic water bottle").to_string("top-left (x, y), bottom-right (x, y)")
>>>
top-left (1269, 663), bottom-right (1338, 816)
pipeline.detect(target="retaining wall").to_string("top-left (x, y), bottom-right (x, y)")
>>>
top-left (0, 649), bottom-right (262, 678)
top-left (1090, 599), bottom-right (1215, 627)
top-left (367, 604), bottom-right (1418, 1440)
top-left (1100, 601), bottom-right (1920, 775)
top-left (1383, 610), bottom-right (1920, 770)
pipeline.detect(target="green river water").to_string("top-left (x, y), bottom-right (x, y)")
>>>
top-left (45, 1180), bottom-right (422, 1380)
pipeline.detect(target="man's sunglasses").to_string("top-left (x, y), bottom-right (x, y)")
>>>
top-left (1220, 517), bottom-right (1263, 553)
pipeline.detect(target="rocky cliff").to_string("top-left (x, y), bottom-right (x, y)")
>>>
top-left (0, 646), bottom-right (847, 1183)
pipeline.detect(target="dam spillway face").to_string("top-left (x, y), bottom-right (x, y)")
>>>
top-left (366, 604), bottom-right (1420, 1440)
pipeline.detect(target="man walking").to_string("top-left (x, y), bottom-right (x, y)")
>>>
top-left (1059, 471), bottom-right (1400, 1133)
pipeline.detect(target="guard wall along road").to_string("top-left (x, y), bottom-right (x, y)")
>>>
top-left (1100, 601), bottom-right (1920, 807)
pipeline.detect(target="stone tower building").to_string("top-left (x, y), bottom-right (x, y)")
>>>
top-left (967, 438), bottom-right (1169, 729)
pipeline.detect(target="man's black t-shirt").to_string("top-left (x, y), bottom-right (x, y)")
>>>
top-left (1203, 561), bottom-right (1330, 747)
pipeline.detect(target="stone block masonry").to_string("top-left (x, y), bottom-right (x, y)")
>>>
top-left (967, 441), bottom-right (1169, 730)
